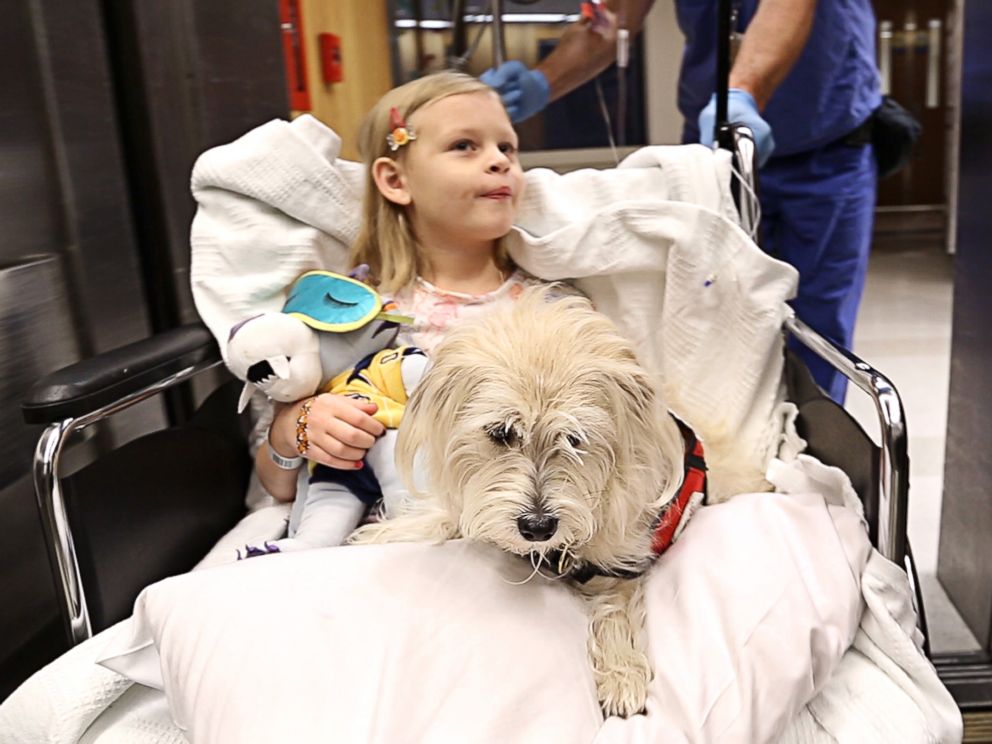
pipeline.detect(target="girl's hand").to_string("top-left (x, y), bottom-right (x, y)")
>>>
top-left (271, 393), bottom-right (385, 470)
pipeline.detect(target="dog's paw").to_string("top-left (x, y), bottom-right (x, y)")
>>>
top-left (596, 662), bottom-right (650, 718)
top-left (347, 523), bottom-right (390, 545)
top-left (348, 511), bottom-right (457, 546)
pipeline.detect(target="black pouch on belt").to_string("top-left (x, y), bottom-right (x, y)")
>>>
top-left (868, 96), bottom-right (923, 179)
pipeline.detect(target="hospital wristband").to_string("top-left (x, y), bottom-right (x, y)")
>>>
top-left (266, 427), bottom-right (303, 470)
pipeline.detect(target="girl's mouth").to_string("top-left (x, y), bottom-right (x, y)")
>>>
top-left (481, 187), bottom-right (512, 199)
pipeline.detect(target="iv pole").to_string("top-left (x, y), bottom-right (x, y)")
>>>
top-left (491, 0), bottom-right (507, 66)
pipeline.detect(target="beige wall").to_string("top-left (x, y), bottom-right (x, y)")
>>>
top-left (296, 0), bottom-right (394, 160)
top-left (643, 0), bottom-right (684, 145)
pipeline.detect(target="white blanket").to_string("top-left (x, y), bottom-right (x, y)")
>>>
top-left (0, 460), bottom-right (960, 744)
top-left (0, 116), bottom-right (960, 743)
top-left (90, 461), bottom-right (870, 743)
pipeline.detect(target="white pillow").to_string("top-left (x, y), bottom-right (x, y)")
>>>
top-left (99, 481), bottom-right (869, 744)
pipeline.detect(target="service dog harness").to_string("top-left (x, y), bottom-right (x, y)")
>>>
top-left (544, 418), bottom-right (708, 583)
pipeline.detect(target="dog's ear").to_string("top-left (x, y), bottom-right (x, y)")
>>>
top-left (613, 364), bottom-right (656, 414)
top-left (608, 362), bottom-right (686, 509)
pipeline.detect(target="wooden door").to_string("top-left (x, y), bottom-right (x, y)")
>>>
top-left (873, 0), bottom-right (954, 211)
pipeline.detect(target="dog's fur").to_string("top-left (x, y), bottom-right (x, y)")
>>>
top-left (350, 286), bottom-right (692, 716)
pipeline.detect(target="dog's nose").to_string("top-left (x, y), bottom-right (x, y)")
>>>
top-left (517, 514), bottom-right (559, 542)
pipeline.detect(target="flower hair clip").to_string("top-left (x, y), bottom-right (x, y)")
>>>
top-left (386, 106), bottom-right (416, 151)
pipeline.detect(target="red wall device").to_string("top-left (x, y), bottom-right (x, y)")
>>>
top-left (319, 33), bottom-right (343, 84)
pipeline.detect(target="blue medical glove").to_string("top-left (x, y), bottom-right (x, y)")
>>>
top-left (697, 89), bottom-right (776, 166)
top-left (480, 61), bottom-right (551, 123)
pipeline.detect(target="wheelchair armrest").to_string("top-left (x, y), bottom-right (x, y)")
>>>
top-left (784, 315), bottom-right (909, 565)
top-left (22, 324), bottom-right (221, 425)
top-left (23, 323), bottom-right (248, 646)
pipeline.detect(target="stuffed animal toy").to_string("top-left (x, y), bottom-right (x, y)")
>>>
top-left (226, 268), bottom-right (428, 553)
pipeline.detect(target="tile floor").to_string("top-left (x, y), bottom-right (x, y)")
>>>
top-left (844, 238), bottom-right (981, 653)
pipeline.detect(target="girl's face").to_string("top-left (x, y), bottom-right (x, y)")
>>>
top-left (381, 91), bottom-right (525, 251)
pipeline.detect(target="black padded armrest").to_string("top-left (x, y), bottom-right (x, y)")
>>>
top-left (22, 323), bottom-right (220, 425)
top-left (783, 348), bottom-right (880, 545)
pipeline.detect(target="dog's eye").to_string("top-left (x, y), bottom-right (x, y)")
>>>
top-left (566, 434), bottom-right (582, 448)
top-left (486, 423), bottom-right (517, 446)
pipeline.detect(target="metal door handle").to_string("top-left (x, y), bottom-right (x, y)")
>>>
top-left (927, 18), bottom-right (942, 108)
top-left (879, 20), bottom-right (893, 95)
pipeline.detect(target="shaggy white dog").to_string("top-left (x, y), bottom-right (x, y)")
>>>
top-left (351, 286), bottom-right (693, 717)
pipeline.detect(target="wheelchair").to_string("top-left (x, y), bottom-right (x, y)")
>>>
top-left (9, 108), bottom-right (949, 741)
top-left (21, 295), bottom-right (922, 653)
top-left (19, 112), bottom-right (924, 656)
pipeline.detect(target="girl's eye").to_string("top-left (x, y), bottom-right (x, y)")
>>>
top-left (452, 140), bottom-right (475, 151)
top-left (499, 142), bottom-right (517, 155)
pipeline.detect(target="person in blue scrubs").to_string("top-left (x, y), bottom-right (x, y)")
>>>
top-left (482, 0), bottom-right (881, 403)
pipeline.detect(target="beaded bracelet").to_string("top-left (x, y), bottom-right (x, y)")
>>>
top-left (295, 397), bottom-right (314, 456)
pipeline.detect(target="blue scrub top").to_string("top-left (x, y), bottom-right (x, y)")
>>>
top-left (676, 0), bottom-right (882, 156)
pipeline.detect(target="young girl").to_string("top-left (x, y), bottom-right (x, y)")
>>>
top-left (259, 72), bottom-right (552, 517)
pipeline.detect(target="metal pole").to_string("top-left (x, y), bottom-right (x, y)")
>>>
top-left (715, 0), bottom-right (733, 148)
top-left (491, 0), bottom-right (506, 67)
top-left (33, 420), bottom-right (91, 645)
top-left (450, 0), bottom-right (467, 67)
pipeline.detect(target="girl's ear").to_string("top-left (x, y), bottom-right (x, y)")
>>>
top-left (371, 157), bottom-right (412, 206)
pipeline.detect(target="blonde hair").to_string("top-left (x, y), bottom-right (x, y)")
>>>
top-left (349, 71), bottom-right (515, 293)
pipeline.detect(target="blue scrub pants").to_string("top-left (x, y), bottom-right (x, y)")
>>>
top-left (759, 139), bottom-right (877, 403)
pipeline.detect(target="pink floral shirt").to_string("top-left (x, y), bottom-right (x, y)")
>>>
top-left (390, 269), bottom-right (552, 355)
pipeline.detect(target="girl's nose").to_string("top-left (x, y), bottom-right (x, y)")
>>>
top-left (487, 146), bottom-right (511, 173)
